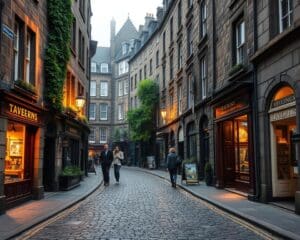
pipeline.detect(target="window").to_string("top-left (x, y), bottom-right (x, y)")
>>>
top-left (124, 80), bottom-right (129, 95)
top-left (170, 54), bottom-right (174, 80)
top-left (178, 42), bottom-right (183, 69)
top-left (13, 20), bottom-right (21, 81)
top-left (188, 0), bottom-right (193, 8)
top-left (134, 96), bottom-right (138, 107)
top-left (163, 32), bottom-right (166, 54)
top-left (188, 74), bottom-right (194, 109)
top-left (130, 97), bottom-right (134, 108)
top-left (118, 60), bottom-right (128, 75)
top-left (89, 103), bottom-right (96, 120)
top-left (144, 65), bottom-right (147, 79)
top-left (200, 0), bottom-right (207, 38)
top-left (279, 0), bottom-right (293, 33)
top-left (187, 26), bottom-right (193, 57)
top-left (170, 92), bottom-right (174, 110)
top-left (130, 77), bottom-right (133, 91)
top-left (79, 0), bottom-right (85, 20)
top-left (118, 81), bottom-right (123, 96)
top-left (100, 103), bottom-right (108, 120)
top-left (71, 18), bottom-right (76, 51)
top-left (78, 30), bottom-right (85, 67)
top-left (89, 128), bottom-right (95, 143)
top-left (150, 59), bottom-right (153, 76)
top-left (122, 42), bottom-right (128, 55)
top-left (200, 57), bottom-right (207, 99)
top-left (100, 128), bottom-right (107, 143)
top-left (90, 81), bottom-right (96, 96)
top-left (100, 63), bottom-right (109, 73)
top-left (162, 65), bottom-right (166, 89)
top-left (156, 50), bottom-right (159, 67)
top-left (139, 69), bottom-right (142, 80)
top-left (25, 29), bottom-right (35, 85)
top-left (178, 85), bottom-right (183, 115)
top-left (235, 20), bottom-right (245, 65)
top-left (100, 81), bottom-right (108, 96)
top-left (178, 0), bottom-right (182, 27)
top-left (134, 74), bottom-right (137, 88)
top-left (156, 74), bottom-right (160, 85)
top-left (170, 17), bottom-right (173, 42)
top-left (118, 104), bottom-right (124, 120)
top-left (91, 62), bottom-right (97, 72)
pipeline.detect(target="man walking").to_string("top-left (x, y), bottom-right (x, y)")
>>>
top-left (100, 143), bottom-right (113, 186)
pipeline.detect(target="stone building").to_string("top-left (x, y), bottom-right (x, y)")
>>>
top-left (43, 0), bottom-right (96, 191)
top-left (88, 18), bottom-right (138, 158)
top-left (251, 0), bottom-right (300, 213)
top-left (0, 0), bottom-right (47, 212)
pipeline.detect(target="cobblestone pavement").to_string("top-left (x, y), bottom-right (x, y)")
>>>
top-left (26, 168), bottom-right (268, 240)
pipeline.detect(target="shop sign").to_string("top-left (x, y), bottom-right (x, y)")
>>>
top-left (270, 108), bottom-right (296, 122)
top-left (215, 100), bottom-right (248, 119)
top-left (271, 95), bottom-right (295, 108)
top-left (2, 24), bottom-right (14, 40)
top-left (6, 103), bottom-right (38, 123)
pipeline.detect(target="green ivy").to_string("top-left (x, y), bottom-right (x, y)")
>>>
top-left (44, 0), bottom-right (73, 110)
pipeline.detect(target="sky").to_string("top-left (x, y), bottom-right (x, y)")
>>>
top-left (91, 0), bottom-right (162, 47)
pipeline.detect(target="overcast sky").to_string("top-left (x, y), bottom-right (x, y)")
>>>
top-left (91, 0), bottom-right (162, 47)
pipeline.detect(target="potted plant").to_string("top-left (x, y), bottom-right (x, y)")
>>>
top-left (204, 162), bottom-right (213, 186)
top-left (59, 165), bottom-right (83, 190)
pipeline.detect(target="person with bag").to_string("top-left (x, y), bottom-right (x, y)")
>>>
top-left (112, 146), bottom-right (124, 184)
top-left (166, 147), bottom-right (180, 188)
top-left (100, 143), bottom-right (113, 186)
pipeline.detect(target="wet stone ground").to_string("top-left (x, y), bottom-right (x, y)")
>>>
top-left (29, 168), bottom-right (264, 240)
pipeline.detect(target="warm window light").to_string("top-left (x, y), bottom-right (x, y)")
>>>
top-left (161, 109), bottom-right (166, 123)
top-left (75, 96), bottom-right (85, 109)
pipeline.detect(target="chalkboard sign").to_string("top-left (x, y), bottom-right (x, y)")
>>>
top-left (184, 163), bottom-right (198, 184)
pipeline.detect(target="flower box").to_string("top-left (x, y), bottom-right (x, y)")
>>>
top-left (59, 175), bottom-right (81, 191)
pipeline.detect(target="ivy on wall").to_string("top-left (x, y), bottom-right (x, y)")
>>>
top-left (44, 0), bottom-right (73, 110)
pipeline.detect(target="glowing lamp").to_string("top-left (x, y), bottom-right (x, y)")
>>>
top-left (75, 96), bottom-right (85, 110)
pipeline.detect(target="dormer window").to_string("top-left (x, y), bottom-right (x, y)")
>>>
top-left (91, 62), bottom-right (97, 73)
top-left (101, 63), bottom-right (109, 73)
top-left (122, 42), bottom-right (128, 55)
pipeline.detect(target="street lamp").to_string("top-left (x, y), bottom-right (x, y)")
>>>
top-left (75, 95), bottom-right (86, 111)
top-left (161, 108), bottom-right (166, 124)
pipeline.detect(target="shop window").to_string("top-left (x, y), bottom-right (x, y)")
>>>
top-left (187, 123), bottom-right (197, 158)
top-left (5, 122), bottom-right (26, 183)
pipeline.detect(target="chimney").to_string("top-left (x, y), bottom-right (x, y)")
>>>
top-left (156, 7), bottom-right (163, 22)
top-left (110, 18), bottom-right (116, 41)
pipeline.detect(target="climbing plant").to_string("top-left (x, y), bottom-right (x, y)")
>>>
top-left (44, 0), bottom-right (73, 110)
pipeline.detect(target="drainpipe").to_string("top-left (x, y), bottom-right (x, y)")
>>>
top-left (250, 0), bottom-right (261, 201)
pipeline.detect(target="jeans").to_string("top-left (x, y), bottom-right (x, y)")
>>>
top-left (114, 164), bottom-right (121, 182)
top-left (101, 164), bottom-right (110, 184)
top-left (169, 168), bottom-right (177, 184)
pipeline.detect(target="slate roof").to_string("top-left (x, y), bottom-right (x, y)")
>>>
top-left (92, 47), bottom-right (111, 64)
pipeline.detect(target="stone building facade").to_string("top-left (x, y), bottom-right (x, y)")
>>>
top-left (0, 0), bottom-right (47, 212)
top-left (88, 18), bottom-right (138, 158)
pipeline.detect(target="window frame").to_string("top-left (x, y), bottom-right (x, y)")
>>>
top-left (279, 0), bottom-right (293, 33)
top-left (234, 19), bottom-right (245, 65)
top-left (200, 56), bottom-right (207, 99)
top-left (90, 80), bottom-right (96, 97)
top-left (100, 127), bottom-right (107, 143)
top-left (100, 81), bottom-right (108, 97)
top-left (200, 0), bottom-right (207, 38)
top-left (100, 103), bottom-right (108, 120)
top-left (89, 103), bottom-right (96, 120)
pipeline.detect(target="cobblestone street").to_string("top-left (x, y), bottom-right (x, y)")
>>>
top-left (26, 168), bottom-right (267, 240)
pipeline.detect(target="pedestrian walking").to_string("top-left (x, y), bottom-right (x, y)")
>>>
top-left (166, 147), bottom-right (180, 188)
top-left (112, 146), bottom-right (124, 184)
top-left (100, 143), bottom-right (113, 186)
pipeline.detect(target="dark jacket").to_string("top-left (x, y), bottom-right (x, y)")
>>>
top-left (167, 152), bottom-right (178, 169)
top-left (100, 150), bottom-right (113, 166)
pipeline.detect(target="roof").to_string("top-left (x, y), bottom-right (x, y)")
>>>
top-left (92, 47), bottom-right (111, 64)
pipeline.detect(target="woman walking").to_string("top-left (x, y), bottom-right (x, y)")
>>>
top-left (112, 146), bottom-right (124, 184)
top-left (167, 147), bottom-right (179, 188)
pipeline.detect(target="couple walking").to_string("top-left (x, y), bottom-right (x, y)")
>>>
top-left (100, 144), bottom-right (124, 186)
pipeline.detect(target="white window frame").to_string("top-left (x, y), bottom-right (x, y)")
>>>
top-left (118, 81), bottom-right (123, 96)
top-left (100, 63), bottom-right (109, 73)
top-left (100, 103), bottom-right (108, 120)
top-left (235, 20), bottom-right (245, 65)
top-left (124, 80), bottom-right (129, 95)
top-left (90, 81), bottom-right (96, 97)
top-left (118, 104), bottom-right (124, 120)
top-left (91, 62), bottom-right (97, 72)
top-left (100, 127), bottom-right (107, 143)
top-left (178, 85), bottom-right (183, 115)
top-left (279, 0), bottom-right (293, 33)
top-left (89, 103), bottom-right (96, 120)
top-left (200, 0), bottom-right (207, 38)
top-left (100, 81), bottom-right (108, 96)
top-left (25, 32), bottom-right (31, 83)
top-left (200, 57), bottom-right (207, 99)
top-left (89, 128), bottom-right (95, 143)
top-left (14, 21), bottom-right (20, 81)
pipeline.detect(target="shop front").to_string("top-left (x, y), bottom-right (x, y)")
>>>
top-left (268, 86), bottom-right (298, 199)
top-left (0, 91), bottom-right (43, 208)
top-left (215, 94), bottom-right (254, 195)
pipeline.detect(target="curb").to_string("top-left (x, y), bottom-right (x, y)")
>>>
top-left (4, 175), bottom-right (103, 240)
top-left (137, 168), bottom-right (299, 240)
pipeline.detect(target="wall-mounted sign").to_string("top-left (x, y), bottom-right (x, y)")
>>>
top-left (215, 99), bottom-right (248, 119)
top-left (4, 103), bottom-right (39, 123)
top-left (271, 95), bottom-right (295, 109)
top-left (2, 24), bottom-right (14, 40)
top-left (270, 108), bottom-right (296, 122)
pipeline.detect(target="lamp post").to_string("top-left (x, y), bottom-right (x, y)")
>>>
top-left (75, 95), bottom-right (86, 114)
